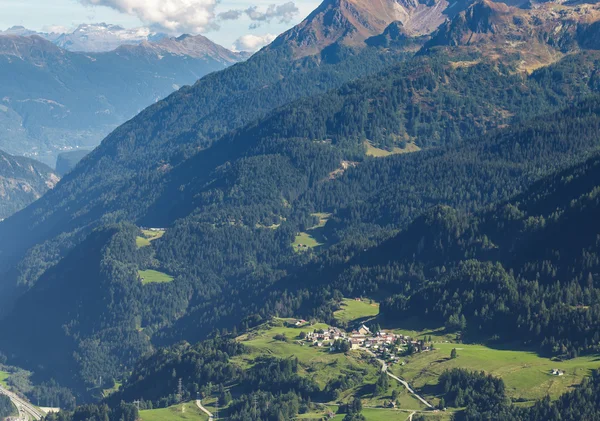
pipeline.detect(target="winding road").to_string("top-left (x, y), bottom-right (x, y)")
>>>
top-left (0, 385), bottom-right (44, 420)
top-left (196, 399), bottom-right (214, 420)
top-left (367, 351), bottom-right (434, 409)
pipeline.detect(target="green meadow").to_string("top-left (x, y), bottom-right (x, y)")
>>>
top-left (333, 299), bottom-right (380, 324)
top-left (292, 232), bottom-right (323, 252)
top-left (235, 319), bottom-right (432, 412)
top-left (102, 381), bottom-right (122, 398)
top-left (0, 370), bottom-right (9, 388)
top-left (364, 141), bottom-right (420, 158)
top-left (139, 401), bottom-right (208, 421)
top-left (234, 317), bottom-right (600, 417)
top-left (393, 342), bottom-right (600, 403)
top-left (310, 213), bottom-right (332, 229)
top-left (297, 405), bottom-right (452, 420)
top-left (234, 319), bottom-right (379, 389)
top-left (138, 269), bottom-right (174, 285)
top-left (136, 229), bottom-right (165, 249)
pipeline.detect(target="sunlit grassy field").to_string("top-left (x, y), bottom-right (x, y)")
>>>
top-left (365, 141), bottom-right (421, 157)
top-left (292, 232), bottom-right (323, 251)
top-left (393, 342), bottom-right (600, 403)
top-left (0, 370), bottom-right (9, 388)
top-left (139, 401), bottom-right (207, 421)
top-left (297, 405), bottom-right (452, 420)
top-left (136, 229), bottom-right (165, 249)
top-left (234, 320), bottom-right (379, 389)
top-left (334, 299), bottom-right (380, 324)
top-left (138, 269), bottom-right (174, 285)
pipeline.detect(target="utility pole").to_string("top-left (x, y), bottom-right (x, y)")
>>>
top-left (253, 394), bottom-right (258, 418)
top-left (133, 400), bottom-right (141, 411)
top-left (215, 399), bottom-right (219, 420)
top-left (177, 378), bottom-right (183, 402)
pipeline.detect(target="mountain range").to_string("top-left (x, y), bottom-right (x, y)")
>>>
top-left (0, 32), bottom-right (247, 167)
top-left (0, 24), bottom-right (167, 53)
top-left (1, 0), bottom-right (600, 416)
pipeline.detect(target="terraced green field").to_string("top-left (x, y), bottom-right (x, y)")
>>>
top-left (138, 269), bottom-right (174, 285)
top-left (139, 401), bottom-right (208, 421)
top-left (334, 299), bottom-right (380, 324)
top-left (393, 342), bottom-right (600, 403)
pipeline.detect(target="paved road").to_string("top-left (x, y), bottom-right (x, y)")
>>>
top-left (386, 371), bottom-right (433, 409)
top-left (0, 385), bottom-right (44, 420)
top-left (196, 400), bottom-right (214, 420)
top-left (366, 350), bottom-right (434, 409)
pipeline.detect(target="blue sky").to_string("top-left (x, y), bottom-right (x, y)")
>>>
top-left (0, 0), bottom-right (320, 49)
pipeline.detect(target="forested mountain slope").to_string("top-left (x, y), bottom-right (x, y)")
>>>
top-left (2, 0), bottom-right (600, 397)
top-left (155, 95), bottom-right (600, 347)
top-left (2, 0), bottom-right (599, 290)
top-left (0, 150), bottom-right (58, 219)
top-left (4, 90), bottom-right (600, 391)
top-left (0, 34), bottom-right (245, 166)
top-left (0, 21), bottom-right (420, 285)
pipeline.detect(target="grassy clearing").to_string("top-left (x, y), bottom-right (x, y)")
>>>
top-left (310, 212), bottom-right (332, 229)
top-left (136, 229), bottom-right (165, 249)
top-left (136, 236), bottom-right (152, 248)
top-left (102, 381), bottom-right (122, 398)
top-left (365, 141), bottom-right (421, 158)
top-left (298, 405), bottom-right (451, 420)
top-left (139, 401), bottom-right (208, 421)
top-left (393, 342), bottom-right (600, 403)
top-left (334, 299), bottom-right (380, 324)
top-left (138, 269), bottom-right (174, 285)
top-left (293, 232), bottom-right (323, 252)
top-left (234, 319), bottom-right (379, 390)
top-left (0, 370), bottom-right (9, 388)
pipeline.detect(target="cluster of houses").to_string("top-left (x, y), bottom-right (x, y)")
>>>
top-left (347, 325), bottom-right (431, 358)
top-left (291, 320), bottom-right (431, 360)
top-left (304, 326), bottom-right (347, 345)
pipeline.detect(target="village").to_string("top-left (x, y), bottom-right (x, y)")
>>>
top-left (287, 319), bottom-right (434, 364)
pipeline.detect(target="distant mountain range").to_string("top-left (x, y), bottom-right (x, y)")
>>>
top-left (0, 32), bottom-right (248, 166)
top-left (0, 24), bottom-right (168, 53)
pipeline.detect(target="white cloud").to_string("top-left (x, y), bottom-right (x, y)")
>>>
top-left (78, 0), bottom-right (219, 33)
top-left (233, 33), bottom-right (276, 51)
top-left (245, 2), bottom-right (298, 24)
top-left (218, 9), bottom-right (243, 21)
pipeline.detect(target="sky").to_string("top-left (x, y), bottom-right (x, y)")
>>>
top-left (0, 0), bottom-right (321, 50)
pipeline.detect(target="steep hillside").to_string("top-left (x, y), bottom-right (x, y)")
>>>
top-left (4, 0), bottom-right (600, 395)
top-left (0, 4), bottom-right (420, 284)
top-left (0, 150), bottom-right (58, 219)
top-left (55, 150), bottom-right (90, 177)
top-left (0, 34), bottom-right (244, 165)
top-left (4, 89), bottom-right (600, 391)
top-left (154, 93), bottom-right (600, 346)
